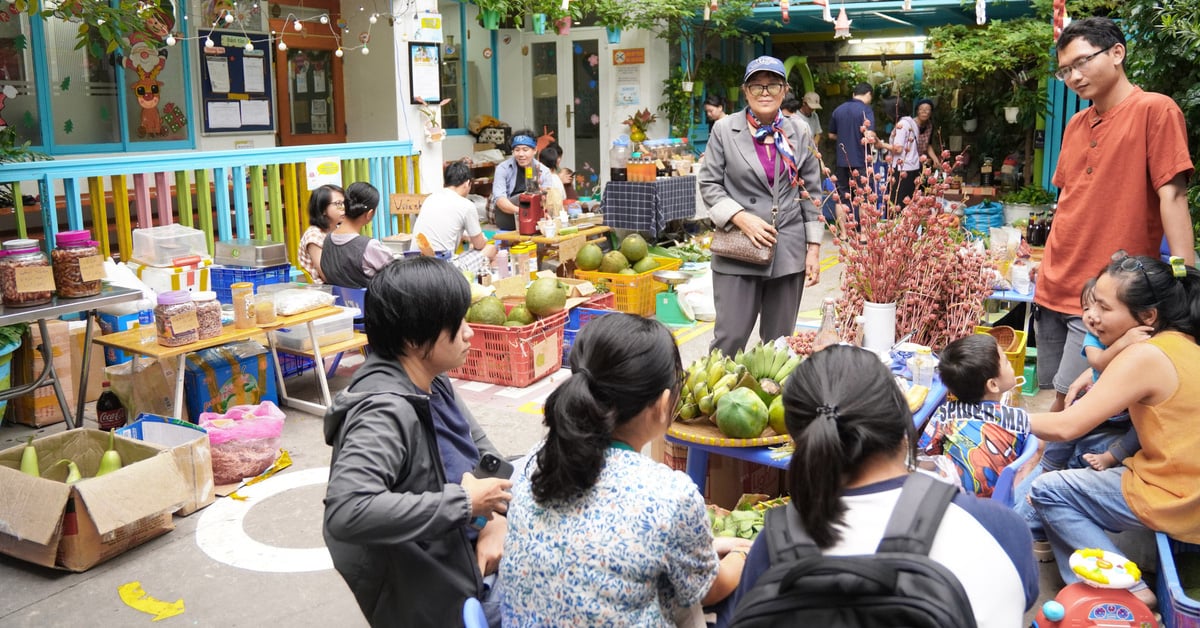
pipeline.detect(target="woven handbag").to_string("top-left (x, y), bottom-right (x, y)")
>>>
top-left (711, 216), bottom-right (775, 265)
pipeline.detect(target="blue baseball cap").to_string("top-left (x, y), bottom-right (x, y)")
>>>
top-left (743, 56), bottom-right (786, 83)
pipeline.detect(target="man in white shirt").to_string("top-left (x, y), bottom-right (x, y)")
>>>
top-left (413, 161), bottom-right (496, 273)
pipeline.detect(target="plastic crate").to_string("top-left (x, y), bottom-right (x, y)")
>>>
top-left (566, 292), bottom-right (616, 328)
top-left (278, 352), bottom-right (315, 378)
top-left (974, 326), bottom-right (1027, 376)
top-left (449, 309), bottom-right (568, 387)
top-left (1157, 533), bottom-right (1200, 628)
top-left (211, 264), bottom-right (292, 304)
top-left (562, 307), bottom-right (617, 368)
top-left (574, 256), bottom-right (682, 316)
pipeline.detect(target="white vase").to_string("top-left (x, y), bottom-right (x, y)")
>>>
top-left (862, 301), bottom-right (897, 356)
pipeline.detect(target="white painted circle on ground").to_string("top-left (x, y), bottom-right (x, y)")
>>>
top-left (195, 466), bottom-right (334, 573)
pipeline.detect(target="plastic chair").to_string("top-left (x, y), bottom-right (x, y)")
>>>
top-left (462, 597), bottom-right (488, 628)
top-left (992, 434), bottom-right (1040, 508)
top-left (323, 285), bottom-right (368, 376)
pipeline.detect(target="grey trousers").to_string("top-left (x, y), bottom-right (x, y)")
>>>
top-left (710, 270), bottom-right (805, 356)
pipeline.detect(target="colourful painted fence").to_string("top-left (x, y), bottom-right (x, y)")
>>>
top-left (0, 141), bottom-right (420, 273)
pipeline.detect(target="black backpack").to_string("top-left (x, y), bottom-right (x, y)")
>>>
top-left (730, 473), bottom-right (978, 628)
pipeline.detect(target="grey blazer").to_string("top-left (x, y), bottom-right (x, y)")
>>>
top-left (700, 111), bottom-right (824, 277)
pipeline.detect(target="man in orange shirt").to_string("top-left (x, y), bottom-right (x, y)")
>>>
top-left (1036, 17), bottom-right (1194, 413)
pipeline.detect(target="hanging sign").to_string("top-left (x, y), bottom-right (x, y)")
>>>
top-left (612, 48), bottom-right (644, 65)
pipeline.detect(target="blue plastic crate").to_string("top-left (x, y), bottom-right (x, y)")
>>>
top-left (279, 352), bottom-right (315, 378)
top-left (1157, 533), bottom-right (1200, 628)
top-left (211, 264), bottom-right (292, 304)
top-left (561, 307), bottom-right (615, 368)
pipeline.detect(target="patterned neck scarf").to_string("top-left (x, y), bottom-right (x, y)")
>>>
top-left (745, 109), bottom-right (800, 185)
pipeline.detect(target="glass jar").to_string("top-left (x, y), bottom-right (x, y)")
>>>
top-left (0, 239), bottom-right (54, 307)
top-left (51, 230), bottom-right (103, 298)
top-left (155, 290), bottom-right (199, 347)
top-left (254, 292), bottom-right (277, 326)
top-left (230, 282), bottom-right (256, 329)
top-left (192, 290), bottom-right (224, 339)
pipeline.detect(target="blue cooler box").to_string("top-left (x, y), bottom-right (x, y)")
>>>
top-left (183, 341), bottom-right (278, 423)
top-left (97, 311), bottom-right (140, 366)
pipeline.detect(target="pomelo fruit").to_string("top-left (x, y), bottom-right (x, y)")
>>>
top-left (467, 296), bottom-right (507, 325)
top-left (525, 277), bottom-right (567, 317)
top-left (599, 251), bottom-right (630, 273)
top-left (620, 234), bottom-right (649, 263)
top-left (576, 243), bottom-right (603, 271)
top-left (632, 256), bottom-right (659, 274)
top-left (507, 304), bottom-right (535, 325)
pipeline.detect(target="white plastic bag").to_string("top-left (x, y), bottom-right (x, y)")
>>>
top-left (274, 288), bottom-right (337, 316)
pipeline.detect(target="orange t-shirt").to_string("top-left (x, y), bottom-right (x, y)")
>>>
top-left (1038, 88), bottom-right (1193, 315)
top-left (1123, 332), bottom-right (1200, 543)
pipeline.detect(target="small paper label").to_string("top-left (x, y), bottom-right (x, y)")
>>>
top-left (14, 266), bottom-right (55, 293)
top-left (556, 235), bottom-right (586, 263)
top-left (78, 255), bottom-right (107, 282)
top-left (532, 337), bottom-right (556, 376)
top-left (171, 310), bottom-right (199, 334)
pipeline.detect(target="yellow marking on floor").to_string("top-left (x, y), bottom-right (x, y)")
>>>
top-left (518, 400), bottom-right (544, 416)
top-left (820, 254), bottom-right (840, 272)
top-left (673, 321), bottom-right (715, 346)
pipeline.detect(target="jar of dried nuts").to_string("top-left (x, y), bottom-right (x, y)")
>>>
top-left (0, 238), bottom-right (54, 307)
top-left (51, 230), bottom-right (103, 298)
top-left (155, 289), bottom-right (199, 347)
top-left (192, 290), bottom-right (224, 340)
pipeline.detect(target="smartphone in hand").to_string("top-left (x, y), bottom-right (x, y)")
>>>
top-left (472, 452), bottom-right (514, 480)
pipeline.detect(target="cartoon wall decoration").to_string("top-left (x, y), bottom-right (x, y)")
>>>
top-left (125, 0), bottom-right (187, 139)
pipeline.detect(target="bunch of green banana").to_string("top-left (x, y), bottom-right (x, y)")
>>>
top-left (734, 342), bottom-right (803, 398)
top-left (676, 349), bottom-right (745, 423)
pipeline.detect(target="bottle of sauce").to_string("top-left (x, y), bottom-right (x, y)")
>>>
top-left (96, 381), bottom-right (127, 431)
top-left (814, 297), bottom-right (841, 351)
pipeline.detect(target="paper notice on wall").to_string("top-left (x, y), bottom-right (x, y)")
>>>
top-left (616, 67), bottom-right (639, 84)
top-left (617, 85), bottom-right (640, 106)
top-left (243, 56), bottom-right (265, 92)
top-left (207, 102), bottom-right (241, 128)
top-left (313, 70), bottom-right (327, 94)
top-left (240, 100), bottom-right (270, 126)
top-left (206, 57), bottom-right (231, 93)
top-left (413, 11), bottom-right (443, 42)
top-left (306, 157), bottom-right (341, 189)
top-left (311, 115), bottom-right (328, 133)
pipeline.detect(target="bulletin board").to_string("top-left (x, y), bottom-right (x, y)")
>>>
top-left (198, 31), bottom-right (275, 134)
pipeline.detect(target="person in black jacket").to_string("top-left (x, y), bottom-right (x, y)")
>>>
top-left (323, 257), bottom-right (512, 626)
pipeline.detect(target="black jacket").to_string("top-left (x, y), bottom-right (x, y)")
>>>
top-left (323, 353), bottom-right (501, 626)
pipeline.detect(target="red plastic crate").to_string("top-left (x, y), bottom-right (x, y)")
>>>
top-left (449, 309), bottom-right (569, 387)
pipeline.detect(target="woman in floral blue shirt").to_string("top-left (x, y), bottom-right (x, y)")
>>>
top-left (501, 314), bottom-right (751, 626)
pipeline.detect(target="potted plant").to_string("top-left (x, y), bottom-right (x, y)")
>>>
top-left (540, 0), bottom-right (582, 35)
top-left (659, 68), bottom-right (695, 139)
top-left (1000, 185), bottom-right (1056, 227)
top-left (622, 108), bottom-right (657, 143)
top-left (589, 0), bottom-right (632, 43)
top-left (476, 0), bottom-right (509, 30)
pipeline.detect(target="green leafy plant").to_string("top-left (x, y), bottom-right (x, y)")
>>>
top-left (0, 324), bottom-right (27, 349)
top-left (660, 68), bottom-right (696, 138)
top-left (0, 128), bottom-right (50, 208)
top-left (1002, 186), bottom-right (1057, 206)
top-left (13, 0), bottom-right (169, 57)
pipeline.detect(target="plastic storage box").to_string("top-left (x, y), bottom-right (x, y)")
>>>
top-left (132, 225), bottom-right (209, 267)
top-left (128, 256), bottom-right (212, 295)
top-left (574, 256), bottom-right (682, 316)
top-left (1157, 533), bottom-right (1200, 628)
top-left (271, 306), bottom-right (356, 351)
top-left (214, 239), bottom-right (289, 268)
top-left (211, 264), bottom-right (292, 304)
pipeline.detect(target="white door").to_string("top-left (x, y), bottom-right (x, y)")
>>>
top-left (529, 33), bottom-right (603, 200)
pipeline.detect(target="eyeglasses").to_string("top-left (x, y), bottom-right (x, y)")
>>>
top-left (1112, 250), bottom-right (1162, 302)
top-left (745, 83), bottom-right (786, 97)
top-left (1054, 44), bottom-right (1115, 81)
top-left (329, 200), bottom-right (345, 208)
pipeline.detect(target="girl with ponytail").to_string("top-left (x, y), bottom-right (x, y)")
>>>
top-left (1030, 254), bottom-right (1200, 608)
top-left (501, 313), bottom-right (752, 625)
top-left (319, 181), bottom-right (396, 288)
top-left (724, 346), bottom-right (1037, 627)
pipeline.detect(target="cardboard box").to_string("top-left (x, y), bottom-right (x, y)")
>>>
top-left (69, 320), bottom-right (108, 403)
top-left (117, 415), bottom-right (215, 516)
top-left (658, 437), bottom-right (782, 510)
top-left (97, 310), bottom-right (141, 366)
top-left (183, 341), bottom-right (278, 423)
top-left (0, 429), bottom-right (187, 571)
top-left (9, 320), bottom-right (74, 427)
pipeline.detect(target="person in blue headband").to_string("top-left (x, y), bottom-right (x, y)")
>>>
top-left (490, 128), bottom-right (555, 231)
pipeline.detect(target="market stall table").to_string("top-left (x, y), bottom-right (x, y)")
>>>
top-left (0, 284), bottom-right (142, 429)
top-left (601, 176), bottom-right (696, 237)
top-left (493, 225), bottom-right (611, 266)
top-left (93, 304), bottom-right (344, 420)
top-left (666, 376), bottom-right (947, 495)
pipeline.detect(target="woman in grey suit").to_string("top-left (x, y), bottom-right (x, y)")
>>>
top-left (699, 56), bottom-right (825, 356)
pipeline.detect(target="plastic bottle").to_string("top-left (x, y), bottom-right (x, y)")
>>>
top-left (610, 136), bottom-right (629, 182)
top-left (814, 297), bottom-right (841, 351)
top-left (96, 381), bottom-right (127, 431)
top-left (495, 248), bottom-right (510, 279)
top-left (136, 297), bottom-right (156, 344)
top-left (908, 347), bottom-right (936, 388)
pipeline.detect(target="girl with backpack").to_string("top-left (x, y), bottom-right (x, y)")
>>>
top-left (722, 346), bottom-right (1037, 628)
top-left (1030, 254), bottom-right (1200, 609)
top-left (501, 314), bottom-right (751, 626)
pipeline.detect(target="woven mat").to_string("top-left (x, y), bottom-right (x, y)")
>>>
top-left (668, 421), bottom-right (790, 448)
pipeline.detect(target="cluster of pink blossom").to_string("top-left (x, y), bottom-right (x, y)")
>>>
top-left (820, 134), bottom-right (994, 350)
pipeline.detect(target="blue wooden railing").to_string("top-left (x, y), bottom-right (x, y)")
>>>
top-left (0, 141), bottom-right (421, 272)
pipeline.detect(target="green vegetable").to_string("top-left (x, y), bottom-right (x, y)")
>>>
top-left (96, 430), bottom-right (123, 477)
top-left (53, 459), bottom-right (82, 484)
top-left (0, 324), bottom-right (26, 350)
top-left (19, 435), bottom-right (39, 477)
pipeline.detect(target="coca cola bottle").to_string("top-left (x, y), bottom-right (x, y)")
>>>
top-left (96, 381), bottom-right (127, 431)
